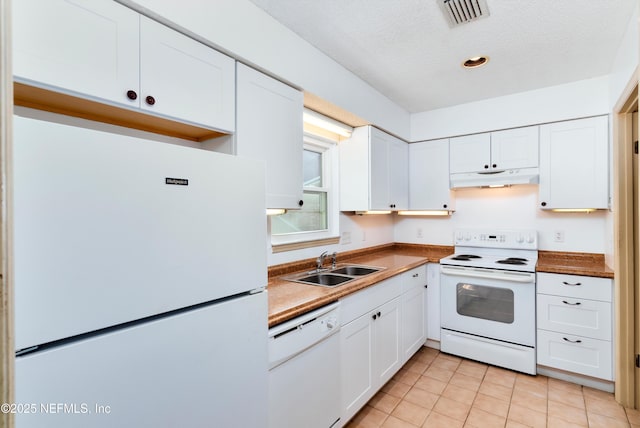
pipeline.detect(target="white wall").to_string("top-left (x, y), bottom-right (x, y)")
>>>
top-left (394, 185), bottom-right (608, 253)
top-left (121, 0), bottom-right (410, 140)
top-left (267, 213), bottom-right (395, 266)
top-left (410, 76), bottom-right (610, 142)
top-left (608, 2), bottom-right (639, 110)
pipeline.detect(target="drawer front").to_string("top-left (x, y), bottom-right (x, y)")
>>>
top-left (537, 294), bottom-right (612, 340)
top-left (340, 276), bottom-right (401, 326)
top-left (402, 265), bottom-right (427, 293)
top-left (537, 272), bottom-right (612, 302)
top-left (537, 329), bottom-right (612, 380)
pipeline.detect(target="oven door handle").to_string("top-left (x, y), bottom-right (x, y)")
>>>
top-left (440, 265), bottom-right (535, 283)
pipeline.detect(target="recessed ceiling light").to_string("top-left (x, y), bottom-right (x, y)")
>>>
top-left (462, 56), bottom-right (489, 68)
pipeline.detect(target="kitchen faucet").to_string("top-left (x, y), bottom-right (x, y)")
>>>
top-left (316, 251), bottom-right (329, 271)
top-left (331, 252), bottom-right (337, 269)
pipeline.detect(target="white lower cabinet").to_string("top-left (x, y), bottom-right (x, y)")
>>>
top-left (340, 266), bottom-right (427, 426)
top-left (401, 266), bottom-right (428, 362)
top-left (340, 295), bottom-right (401, 424)
top-left (426, 263), bottom-right (440, 342)
top-left (536, 272), bottom-right (613, 380)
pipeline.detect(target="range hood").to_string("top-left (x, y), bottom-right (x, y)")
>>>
top-left (450, 167), bottom-right (539, 189)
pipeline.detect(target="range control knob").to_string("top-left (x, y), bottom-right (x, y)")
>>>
top-left (526, 234), bottom-right (535, 244)
top-left (516, 235), bottom-right (524, 244)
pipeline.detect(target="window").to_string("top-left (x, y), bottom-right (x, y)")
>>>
top-left (270, 135), bottom-right (338, 248)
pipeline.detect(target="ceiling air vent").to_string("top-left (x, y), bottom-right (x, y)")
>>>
top-left (439, 0), bottom-right (490, 27)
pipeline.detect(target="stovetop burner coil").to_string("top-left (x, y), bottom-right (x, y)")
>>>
top-left (450, 254), bottom-right (482, 261)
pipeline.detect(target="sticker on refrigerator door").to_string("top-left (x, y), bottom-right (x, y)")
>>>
top-left (165, 178), bottom-right (188, 186)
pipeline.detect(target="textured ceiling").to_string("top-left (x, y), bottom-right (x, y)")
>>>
top-left (248, 0), bottom-right (636, 113)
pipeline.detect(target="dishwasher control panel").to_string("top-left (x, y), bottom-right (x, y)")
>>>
top-left (268, 302), bottom-right (340, 369)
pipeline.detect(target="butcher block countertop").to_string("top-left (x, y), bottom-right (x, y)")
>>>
top-left (267, 244), bottom-right (614, 327)
top-left (267, 244), bottom-right (452, 327)
top-left (536, 250), bottom-right (614, 279)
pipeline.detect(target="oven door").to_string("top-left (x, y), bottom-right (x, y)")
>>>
top-left (440, 265), bottom-right (536, 347)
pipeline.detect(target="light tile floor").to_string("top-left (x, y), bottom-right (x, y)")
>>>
top-left (345, 347), bottom-right (639, 428)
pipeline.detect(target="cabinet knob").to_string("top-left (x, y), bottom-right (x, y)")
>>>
top-left (484, 164), bottom-right (489, 169)
top-left (412, 273), bottom-right (419, 278)
top-left (541, 201), bottom-right (547, 207)
top-left (298, 200), bottom-right (304, 207)
top-left (389, 204), bottom-right (396, 208)
top-left (145, 95), bottom-right (156, 106)
top-left (443, 204), bottom-right (447, 209)
top-left (126, 90), bottom-right (137, 100)
top-left (377, 311), bottom-right (381, 317)
top-left (372, 314), bottom-right (377, 320)
top-left (492, 163), bottom-right (497, 168)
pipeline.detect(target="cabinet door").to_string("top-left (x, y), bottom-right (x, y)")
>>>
top-left (389, 137), bottom-right (409, 210)
top-left (369, 128), bottom-right (392, 210)
top-left (539, 116), bottom-right (609, 209)
top-left (340, 314), bottom-right (374, 424)
top-left (401, 286), bottom-right (426, 363)
top-left (409, 139), bottom-right (452, 210)
top-left (490, 126), bottom-right (539, 170)
top-left (373, 297), bottom-right (401, 387)
top-left (140, 16), bottom-right (235, 132)
top-left (13, 0), bottom-right (139, 108)
top-left (449, 133), bottom-right (491, 173)
top-left (236, 64), bottom-right (303, 209)
top-left (370, 128), bottom-right (408, 210)
top-left (426, 264), bottom-right (440, 341)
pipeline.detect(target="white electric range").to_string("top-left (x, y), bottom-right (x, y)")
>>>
top-left (439, 229), bottom-right (538, 374)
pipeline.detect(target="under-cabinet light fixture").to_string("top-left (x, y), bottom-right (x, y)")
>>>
top-left (550, 208), bottom-right (596, 213)
top-left (354, 210), bottom-right (392, 215)
top-left (397, 210), bottom-right (451, 216)
top-left (266, 208), bottom-right (286, 216)
top-left (303, 109), bottom-right (353, 138)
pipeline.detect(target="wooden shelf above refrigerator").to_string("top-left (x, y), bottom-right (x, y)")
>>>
top-left (13, 82), bottom-right (226, 142)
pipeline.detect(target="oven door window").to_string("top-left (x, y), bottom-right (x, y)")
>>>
top-left (456, 282), bottom-right (514, 324)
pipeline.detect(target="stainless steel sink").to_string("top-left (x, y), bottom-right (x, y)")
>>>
top-left (295, 273), bottom-right (354, 287)
top-left (284, 264), bottom-right (383, 287)
top-left (330, 266), bottom-right (380, 276)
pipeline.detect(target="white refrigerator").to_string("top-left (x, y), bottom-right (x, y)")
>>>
top-left (13, 113), bottom-right (268, 427)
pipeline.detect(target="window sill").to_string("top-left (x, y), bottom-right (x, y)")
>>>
top-left (271, 236), bottom-right (340, 253)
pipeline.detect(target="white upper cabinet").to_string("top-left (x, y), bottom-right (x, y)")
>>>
top-left (539, 116), bottom-right (609, 210)
top-left (409, 139), bottom-right (454, 211)
top-left (449, 133), bottom-right (491, 174)
top-left (13, 0), bottom-right (236, 133)
top-left (236, 64), bottom-right (303, 210)
top-left (14, 0), bottom-right (139, 106)
top-left (340, 126), bottom-right (408, 211)
top-left (139, 16), bottom-right (235, 131)
top-left (491, 127), bottom-right (539, 170)
top-left (450, 127), bottom-right (538, 174)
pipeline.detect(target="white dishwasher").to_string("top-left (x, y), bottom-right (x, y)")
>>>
top-left (268, 302), bottom-right (341, 428)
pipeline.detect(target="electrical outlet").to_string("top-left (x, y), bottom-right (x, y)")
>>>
top-left (417, 228), bottom-right (423, 239)
top-left (554, 230), bottom-right (565, 243)
top-left (341, 231), bottom-right (351, 245)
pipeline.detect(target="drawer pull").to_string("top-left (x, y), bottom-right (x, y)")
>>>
top-left (562, 337), bottom-right (582, 344)
top-left (562, 300), bottom-right (582, 306)
top-left (562, 281), bottom-right (582, 286)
